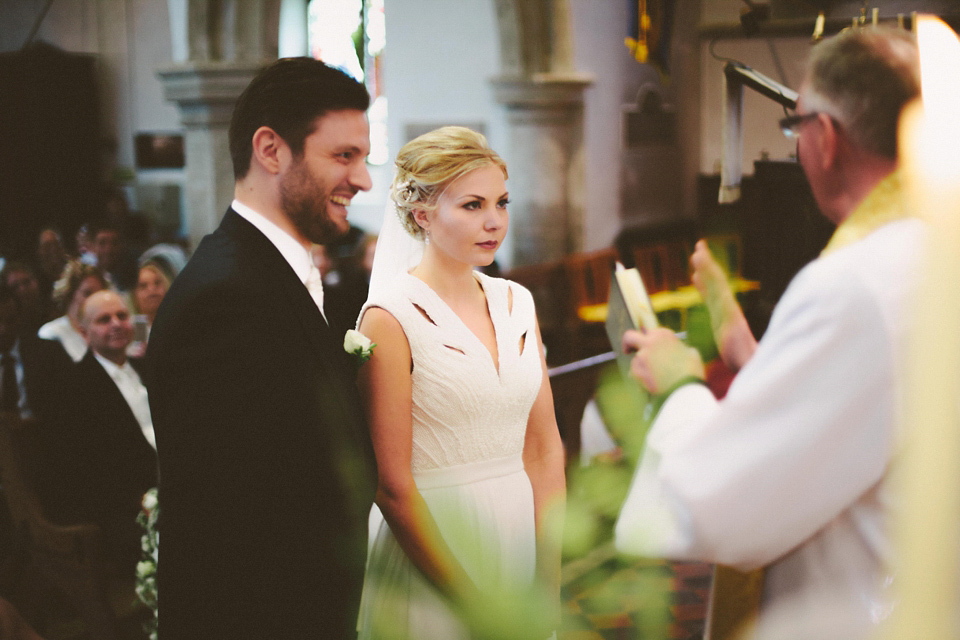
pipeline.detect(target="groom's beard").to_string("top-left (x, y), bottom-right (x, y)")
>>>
top-left (280, 158), bottom-right (348, 245)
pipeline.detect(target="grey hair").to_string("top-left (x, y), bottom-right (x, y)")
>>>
top-left (804, 26), bottom-right (920, 159)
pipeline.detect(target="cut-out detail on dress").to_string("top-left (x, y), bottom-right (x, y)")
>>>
top-left (507, 286), bottom-right (514, 315)
top-left (359, 271), bottom-right (545, 640)
top-left (518, 331), bottom-right (527, 355)
top-left (413, 302), bottom-right (437, 326)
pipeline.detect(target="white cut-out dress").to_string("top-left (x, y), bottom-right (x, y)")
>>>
top-left (357, 271), bottom-right (543, 639)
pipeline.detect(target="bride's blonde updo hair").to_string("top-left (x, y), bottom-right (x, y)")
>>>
top-left (391, 126), bottom-right (508, 241)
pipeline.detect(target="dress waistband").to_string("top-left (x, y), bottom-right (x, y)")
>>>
top-left (414, 454), bottom-right (525, 490)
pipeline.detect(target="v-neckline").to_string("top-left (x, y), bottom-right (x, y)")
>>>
top-left (406, 271), bottom-right (502, 377)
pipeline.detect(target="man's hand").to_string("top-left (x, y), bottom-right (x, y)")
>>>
top-left (690, 240), bottom-right (757, 371)
top-left (622, 328), bottom-right (705, 395)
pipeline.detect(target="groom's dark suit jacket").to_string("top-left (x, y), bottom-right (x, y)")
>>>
top-left (147, 210), bottom-right (376, 639)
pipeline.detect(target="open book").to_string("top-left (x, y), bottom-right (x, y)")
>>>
top-left (605, 262), bottom-right (659, 378)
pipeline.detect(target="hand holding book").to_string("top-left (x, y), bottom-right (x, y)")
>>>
top-left (604, 262), bottom-right (659, 379)
top-left (690, 240), bottom-right (757, 371)
top-left (606, 261), bottom-right (704, 394)
top-left (621, 328), bottom-right (705, 395)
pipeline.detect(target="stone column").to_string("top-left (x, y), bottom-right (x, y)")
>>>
top-left (492, 74), bottom-right (591, 265)
top-left (157, 64), bottom-right (262, 249)
top-left (158, 0), bottom-right (280, 250)
top-left (278, 0), bottom-right (309, 58)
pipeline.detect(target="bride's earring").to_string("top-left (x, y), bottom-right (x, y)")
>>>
top-left (424, 230), bottom-right (431, 245)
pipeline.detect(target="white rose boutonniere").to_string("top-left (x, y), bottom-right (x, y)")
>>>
top-left (344, 329), bottom-right (376, 365)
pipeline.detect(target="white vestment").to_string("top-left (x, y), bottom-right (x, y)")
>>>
top-left (615, 217), bottom-right (926, 635)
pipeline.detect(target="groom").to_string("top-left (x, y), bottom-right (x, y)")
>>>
top-left (147, 59), bottom-right (377, 639)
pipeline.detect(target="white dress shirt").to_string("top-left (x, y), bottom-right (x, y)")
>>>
top-left (93, 352), bottom-right (156, 450)
top-left (231, 199), bottom-right (326, 321)
top-left (38, 315), bottom-right (87, 362)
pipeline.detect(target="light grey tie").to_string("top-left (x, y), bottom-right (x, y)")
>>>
top-left (305, 264), bottom-right (327, 322)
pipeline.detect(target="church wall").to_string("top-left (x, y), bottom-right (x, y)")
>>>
top-left (0, 0), bottom-right (182, 240)
top-left (569, 0), bottom-right (662, 251)
top-left (3, 0), bottom-right (952, 255)
top-left (382, 0), bottom-right (509, 258)
top-left (694, 0), bottom-right (956, 183)
top-left (697, 34), bottom-right (808, 175)
top-left (2, 0), bottom-right (693, 257)
top-left (0, 0), bottom-right (179, 178)
top-left (385, 0), bottom-right (702, 257)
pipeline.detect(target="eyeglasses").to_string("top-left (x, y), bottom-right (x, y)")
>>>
top-left (778, 112), bottom-right (822, 139)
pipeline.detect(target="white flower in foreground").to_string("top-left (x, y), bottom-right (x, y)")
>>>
top-left (137, 561), bottom-right (154, 579)
top-left (142, 488), bottom-right (158, 511)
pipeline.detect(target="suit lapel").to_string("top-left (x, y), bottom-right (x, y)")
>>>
top-left (217, 209), bottom-right (374, 521)
top-left (220, 210), bottom-right (334, 355)
top-left (219, 210), bottom-right (362, 412)
top-left (80, 351), bottom-right (153, 452)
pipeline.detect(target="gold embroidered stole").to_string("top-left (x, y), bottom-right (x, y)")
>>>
top-left (707, 565), bottom-right (765, 640)
top-left (821, 170), bottom-right (910, 256)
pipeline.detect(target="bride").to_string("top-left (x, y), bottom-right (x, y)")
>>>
top-left (356, 127), bottom-right (566, 639)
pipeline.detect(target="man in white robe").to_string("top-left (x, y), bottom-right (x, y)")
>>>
top-left (615, 26), bottom-right (924, 637)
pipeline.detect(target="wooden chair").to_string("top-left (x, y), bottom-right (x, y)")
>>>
top-left (505, 258), bottom-right (567, 353)
top-left (661, 238), bottom-right (694, 290)
top-left (541, 249), bottom-right (618, 458)
top-left (0, 411), bottom-right (132, 640)
top-left (508, 253), bottom-right (619, 463)
top-left (562, 248), bottom-right (619, 316)
top-left (703, 234), bottom-right (744, 279)
top-left (631, 238), bottom-right (693, 294)
top-left (631, 243), bottom-right (671, 294)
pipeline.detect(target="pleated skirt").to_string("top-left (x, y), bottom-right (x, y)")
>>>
top-left (357, 454), bottom-right (536, 640)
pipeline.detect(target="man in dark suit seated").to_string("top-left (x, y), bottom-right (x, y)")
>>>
top-left (0, 262), bottom-right (53, 334)
top-left (0, 283), bottom-right (73, 428)
top-left (67, 289), bottom-right (157, 572)
top-left (89, 222), bottom-right (138, 294)
top-left (0, 282), bottom-right (75, 558)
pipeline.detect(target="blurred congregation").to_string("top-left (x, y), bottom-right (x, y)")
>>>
top-left (0, 205), bottom-right (378, 638)
top-left (2, 1), bottom-right (960, 640)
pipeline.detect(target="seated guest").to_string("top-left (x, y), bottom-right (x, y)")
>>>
top-left (35, 227), bottom-right (68, 298)
top-left (38, 261), bottom-right (107, 362)
top-left (0, 282), bottom-right (75, 535)
top-left (615, 26), bottom-right (922, 636)
top-left (360, 233), bottom-right (377, 278)
top-left (322, 233), bottom-right (376, 337)
top-left (0, 261), bottom-right (53, 333)
top-left (137, 242), bottom-right (188, 279)
top-left (90, 222), bottom-right (137, 293)
top-left (134, 251), bottom-right (183, 332)
top-left (128, 255), bottom-right (180, 357)
top-left (66, 289), bottom-right (157, 571)
top-left (75, 224), bottom-right (97, 266)
top-left (0, 282), bottom-right (74, 425)
top-left (313, 232), bottom-right (377, 335)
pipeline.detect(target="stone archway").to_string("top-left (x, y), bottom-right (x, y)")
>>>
top-left (490, 0), bottom-right (592, 266)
